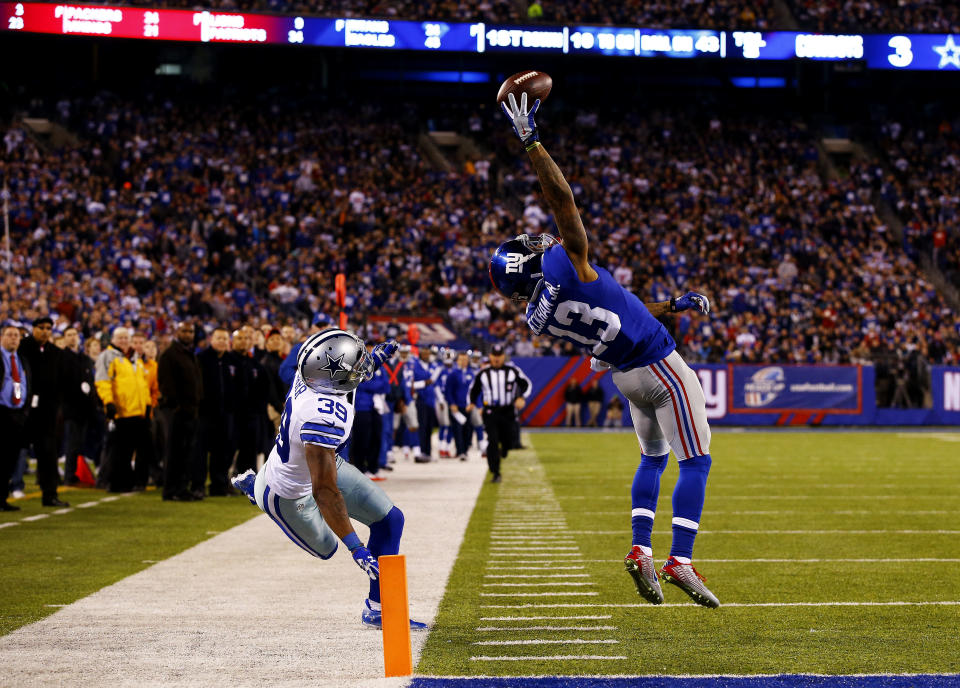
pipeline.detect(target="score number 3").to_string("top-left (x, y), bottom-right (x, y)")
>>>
top-left (887, 35), bottom-right (913, 68)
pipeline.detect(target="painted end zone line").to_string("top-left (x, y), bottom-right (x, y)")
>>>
top-left (480, 600), bottom-right (960, 609)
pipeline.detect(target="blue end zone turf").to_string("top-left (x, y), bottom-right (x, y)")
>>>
top-left (411, 677), bottom-right (960, 688)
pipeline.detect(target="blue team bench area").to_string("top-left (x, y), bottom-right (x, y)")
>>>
top-left (410, 675), bottom-right (960, 688)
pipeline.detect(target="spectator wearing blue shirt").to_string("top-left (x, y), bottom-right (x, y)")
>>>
top-left (444, 350), bottom-right (475, 461)
top-left (411, 348), bottom-right (439, 462)
top-left (351, 350), bottom-right (390, 479)
top-left (0, 324), bottom-right (31, 511)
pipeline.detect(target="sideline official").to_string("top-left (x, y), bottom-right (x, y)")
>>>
top-left (468, 345), bottom-right (532, 483)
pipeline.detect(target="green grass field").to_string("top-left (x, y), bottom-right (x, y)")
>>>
top-left (0, 488), bottom-right (257, 636)
top-left (418, 431), bottom-right (960, 676)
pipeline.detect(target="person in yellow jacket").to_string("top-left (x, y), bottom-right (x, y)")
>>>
top-left (95, 327), bottom-right (153, 492)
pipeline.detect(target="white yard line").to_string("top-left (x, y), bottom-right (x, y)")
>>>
top-left (480, 616), bottom-right (613, 621)
top-left (473, 638), bottom-right (618, 646)
top-left (479, 591), bottom-right (600, 597)
top-left (470, 655), bottom-right (628, 661)
top-left (0, 456), bottom-right (489, 687)
top-left (486, 565), bottom-right (587, 569)
top-left (476, 626), bottom-right (617, 632)
top-left (483, 574), bottom-right (591, 579)
top-left (482, 582), bottom-right (594, 587)
top-left (20, 514), bottom-right (49, 522)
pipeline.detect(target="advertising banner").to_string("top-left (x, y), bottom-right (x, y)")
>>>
top-left (730, 365), bottom-right (862, 414)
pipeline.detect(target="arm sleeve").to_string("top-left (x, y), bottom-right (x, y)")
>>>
top-left (444, 371), bottom-right (458, 405)
top-left (514, 366), bottom-right (533, 399)
top-left (94, 351), bottom-right (115, 407)
top-left (363, 370), bottom-right (390, 395)
top-left (157, 353), bottom-right (175, 404)
top-left (469, 371), bottom-right (483, 405)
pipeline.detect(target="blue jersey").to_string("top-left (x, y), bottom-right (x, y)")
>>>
top-left (526, 245), bottom-right (675, 370)
top-left (278, 341), bottom-right (301, 389)
top-left (444, 366), bottom-right (475, 408)
top-left (355, 366), bottom-right (390, 412)
top-left (436, 363), bottom-right (455, 396)
top-left (412, 358), bottom-right (436, 405)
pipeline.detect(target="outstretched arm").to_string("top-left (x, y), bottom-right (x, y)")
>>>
top-left (501, 94), bottom-right (594, 279)
top-left (526, 143), bottom-right (589, 264)
top-left (645, 293), bottom-right (711, 317)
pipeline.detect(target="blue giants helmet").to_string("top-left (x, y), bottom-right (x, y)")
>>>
top-left (489, 233), bottom-right (560, 302)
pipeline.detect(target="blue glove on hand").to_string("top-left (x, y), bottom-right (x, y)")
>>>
top-left (351, 546), bottom-right (380, 581)
top-left (371, 340), bottom-right (398, 371)
top-left (672, 292), bottom-right (710, 314)
top-left (501, 92), bottom-right (540, 144)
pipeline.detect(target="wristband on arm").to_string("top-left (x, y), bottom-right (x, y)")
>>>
top-left (343, 532), bottom-right (362, 552)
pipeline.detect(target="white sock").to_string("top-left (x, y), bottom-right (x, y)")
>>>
top-left (673, 556), bottom-right (691, 565)
top-left (367, 599), bottom-right (381, 611)
top-left (635, 545), bottom-right (653, 556)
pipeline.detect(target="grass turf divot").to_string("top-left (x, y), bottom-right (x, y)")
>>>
top-left (417, 432), bottom-right (960, 676)
top-left (0, 488), bottom-right (257, 636)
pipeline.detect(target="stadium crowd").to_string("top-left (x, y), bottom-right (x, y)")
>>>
top-left (3, 93), bottom-right (959, 385)
top-left (785, 0), bottom-right (960, 34)
top-left (877, 117), bottom-right (960, 294)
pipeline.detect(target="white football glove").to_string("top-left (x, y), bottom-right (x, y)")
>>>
top-left (501, 92), bottom-right (540, 144)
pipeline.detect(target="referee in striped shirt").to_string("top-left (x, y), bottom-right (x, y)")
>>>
top-left (468, 345), bottom-right (532, 483)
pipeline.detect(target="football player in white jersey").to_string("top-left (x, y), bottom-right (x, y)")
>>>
top-left (232, 328), bottom-right (426, 630)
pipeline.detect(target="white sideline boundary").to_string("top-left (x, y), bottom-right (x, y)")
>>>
top-left (0, 456), bottom-right (490, 688)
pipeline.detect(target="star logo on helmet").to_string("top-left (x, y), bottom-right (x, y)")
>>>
top-left (318, 352), bottom-right (348, 377)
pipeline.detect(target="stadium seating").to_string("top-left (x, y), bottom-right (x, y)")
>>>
top-left (2, 94), bottom-right (958, 390)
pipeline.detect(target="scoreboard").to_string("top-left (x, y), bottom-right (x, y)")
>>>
top-left (4, 2), bottom-right (960, 71)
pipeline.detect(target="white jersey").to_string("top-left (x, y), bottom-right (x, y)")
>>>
top-left (263, 374), bottom-right (355, 499)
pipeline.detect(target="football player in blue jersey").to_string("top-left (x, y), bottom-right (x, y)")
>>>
top-left (231, 329), bottom-right (427, 629)
top-left (435, 349), bottom-right (457, 457)
top-left (495, 93), bottom-right (719, 608)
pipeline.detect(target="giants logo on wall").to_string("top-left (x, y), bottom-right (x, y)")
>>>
top-left (694, 367), bottom-right (727, 419)
top-left (743, 366), bottom-right (786, 407)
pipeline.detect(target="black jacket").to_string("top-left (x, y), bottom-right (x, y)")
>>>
top-left (197, 347), bottom-right (238, 417)
top-left (260, 351), bottom-right (287, 414)
top-left (234, 352), bottom-right (269, 416)
top-left (158, 339), bottom-right (203, 416)
top-left (59, 348), bottom-right (98, 420)
top-left (18, 336), bottom-right (61, 418)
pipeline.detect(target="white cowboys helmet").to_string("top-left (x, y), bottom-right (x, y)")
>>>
top-left (297, 328), bottom-right (373, 395)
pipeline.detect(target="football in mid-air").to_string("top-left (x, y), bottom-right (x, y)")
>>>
top-left (496, 70), bottom-right (552, 108)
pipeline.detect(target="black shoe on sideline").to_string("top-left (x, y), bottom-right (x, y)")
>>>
top-left (491, 474), bottom-right (502, 484)
top-left (0, 502), bottom-right (21, 512)
top-left (42, 498), bottom-right (70, 508)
